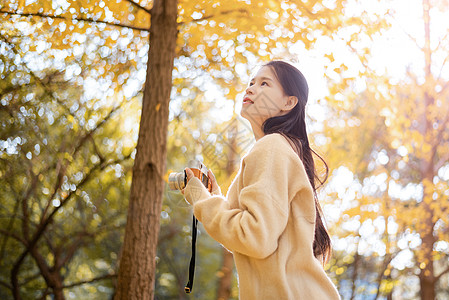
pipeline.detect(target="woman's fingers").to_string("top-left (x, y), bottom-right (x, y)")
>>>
top-left (181, 168), bottom-right (221, 195)
top-left (185, 167), bottom-right (194, 180)
top-left (208, 169), bottom-right (215, 180)
top-left (208, 169), bottom-right (221, 195)
top-left (208, 169), bottom-right (216, 186)
top-left (181, 168), bottom-right (194, 195)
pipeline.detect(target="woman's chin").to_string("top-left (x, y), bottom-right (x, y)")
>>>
top-left (240, 110), bottom-right (253, 123)
top-left (239, 107), bottom-right (247, 118)
top-left (240, 104), bottom-right (254, 117)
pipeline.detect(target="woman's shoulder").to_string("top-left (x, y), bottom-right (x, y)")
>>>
top-left (257, 133), bottom-right (297, 153)
top-left (247, 133), bottom-right (299, 161)
top-left (257, 132), bottom-right (287, 144)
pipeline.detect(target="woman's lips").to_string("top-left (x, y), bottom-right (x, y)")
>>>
top-left (243, 97), bottom-right (254, 104)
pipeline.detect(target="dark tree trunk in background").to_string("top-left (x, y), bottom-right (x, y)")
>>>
top-left (418, 1), bottom-right (436, 299)
top-left (114, 0), bottom-right (178, 298)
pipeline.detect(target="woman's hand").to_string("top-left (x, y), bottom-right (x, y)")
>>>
top-left (180, 167), bottom-right (222, 196)
top-left (180, 168), bottom-right (194, 195)
top-left (208, 169), bottom-right (222, 196)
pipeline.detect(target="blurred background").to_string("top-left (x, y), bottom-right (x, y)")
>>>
top-left (1, 0), bottom-right (448, 299)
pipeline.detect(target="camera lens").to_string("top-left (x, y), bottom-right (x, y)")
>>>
top-left (168, 172), bottom-right (186, 190)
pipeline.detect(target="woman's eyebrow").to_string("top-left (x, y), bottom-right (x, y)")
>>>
top-left (250, 76), bottom-right (274, 82)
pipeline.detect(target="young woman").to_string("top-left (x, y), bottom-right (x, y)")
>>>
top-left (182, 60), bottom-right (340, 299)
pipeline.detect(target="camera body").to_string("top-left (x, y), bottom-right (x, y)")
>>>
top-left (168, 160), bottom-right (212, 192)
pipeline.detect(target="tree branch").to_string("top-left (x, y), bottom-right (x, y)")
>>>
top-left (0, 279), bottom-right (12, 290)
top-left (20, 271), bottom-right (42, 286)
top-left (125, 0), bottom-right (152, 15)
top-left (0, 229), bottom-right (26, 245)
top-left (403, 29), bottom-right (422, 50)
top-left (39, 158), bottom-right (66, 226)
top-left (43, 231), bottom-right (57, 258)
top-left (63, 274), bottom-right (116, 289)
top-left (0, 10), bottom-right (150, 32)
top-left (29, 246), bottom-right (53, 290)
top-left (56, 234), bottom-right (89, 270)
top-left (435, 152), bottom-right (449, 171)
top-left (73, 103), bottom-right (124, 156)
top-left (437, 55), bottom-right (449, 82)
top-left (436, 264), bottom-right (449, 281)
top-left (434, 31), bottom-right (448, 52)
top-left (10, 154), bottom-right (132, 299)
top-left (90, 135), bottom-right (106, 163)
top-left (39, 102), bottom-right (123, 224)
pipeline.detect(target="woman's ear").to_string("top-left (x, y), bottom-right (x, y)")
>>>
top-left (283, 96), bottom-right (298, 111)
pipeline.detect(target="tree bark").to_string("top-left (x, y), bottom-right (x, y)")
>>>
top-left (114, 0), bottom-right (178, 299)
top-left (419, 174), bottom-right (436, 300)
top-left (418, 1), bottom-right (437, 299)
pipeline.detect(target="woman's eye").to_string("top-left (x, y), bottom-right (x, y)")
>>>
top-left (248, 81), bottom-right (268, 87)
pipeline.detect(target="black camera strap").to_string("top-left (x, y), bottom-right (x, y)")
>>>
top-left (184, 215), bottom-right (198, 293)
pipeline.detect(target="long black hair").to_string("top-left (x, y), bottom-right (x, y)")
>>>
top-left (262, 60), bottom-right (332, 264)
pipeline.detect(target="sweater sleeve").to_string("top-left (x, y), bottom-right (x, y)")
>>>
top-left (184, 134), bottom-right (306, 259)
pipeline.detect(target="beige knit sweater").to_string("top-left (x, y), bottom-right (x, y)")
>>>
top-left (184, 133), bottom-right (341, 300)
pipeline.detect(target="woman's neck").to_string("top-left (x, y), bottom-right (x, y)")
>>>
top-left (250, 122), bottom-right (265, 141)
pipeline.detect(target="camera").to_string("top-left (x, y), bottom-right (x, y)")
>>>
top-left (168, 160), bottom-right (212, 192)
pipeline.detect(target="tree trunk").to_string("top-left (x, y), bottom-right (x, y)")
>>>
top-left (419, 174), bottom-right (436, 300)
top-left (419, 269), bottom-right (435, 300)
top-left (52, 279), bottom-right (65, 300)
top-left (418, 1), bottom-right (436, 299)
top-left (114, 0), bottom-right (178, 299)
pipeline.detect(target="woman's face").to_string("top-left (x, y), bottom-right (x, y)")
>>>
top-left (240, 66), bottom-right (294, 130)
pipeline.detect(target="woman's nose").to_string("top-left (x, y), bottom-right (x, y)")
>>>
top-left (245, 85), bottom-right (254, 95)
